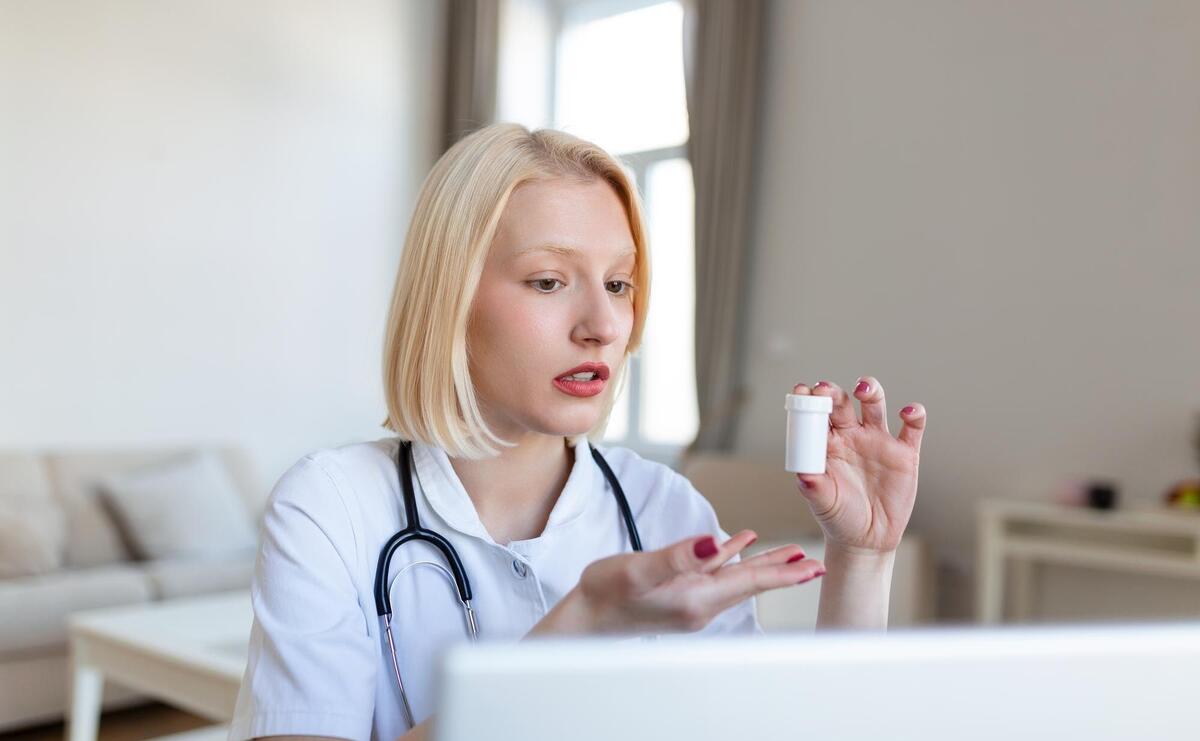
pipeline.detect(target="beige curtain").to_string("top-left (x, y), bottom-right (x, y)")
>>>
top-left (443, 0), bottom-right (501, 151)
top-left (681, 0), bottom-right (765, 454)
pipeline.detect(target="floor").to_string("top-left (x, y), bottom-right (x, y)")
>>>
top-left (0, 703), bottom-right (212, 741)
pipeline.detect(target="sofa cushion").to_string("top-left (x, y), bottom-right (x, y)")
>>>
top-left (0, 452), bottom-right (55, 503)
top-left (44, 453), bottom-right (144, 568)
top-left (0, 564), bottom-right (152, 657)
top-left (0, 509), bottom-right (65, 579)
top-left (97, 451), bottom-right (257, 561)
top-left (141, 552), bottom-right (256, 600)
top-left (44, 447), bottom-right (261, 569)
top-left (0, 453), bottom-right (65, 578)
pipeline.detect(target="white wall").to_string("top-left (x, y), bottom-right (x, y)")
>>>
top-left (741, 0), bottom-right (1200, 619)
top-left (0, 1), bottom-right (446, 490)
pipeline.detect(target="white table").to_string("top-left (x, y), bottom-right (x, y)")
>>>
top-left (66, 590), bottom-right (251, 741)
top-left (976, 499), bottom-right (1200, 623)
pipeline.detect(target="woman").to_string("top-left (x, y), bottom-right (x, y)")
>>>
top-left (230, 123), bottom-right (926, 741)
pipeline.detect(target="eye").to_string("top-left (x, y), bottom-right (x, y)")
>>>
top-left (529, 278), bottom-right (562, 293)
top-left (606, 280), bottom-right (633, 296)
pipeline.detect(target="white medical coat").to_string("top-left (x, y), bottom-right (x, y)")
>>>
top-left (228, 436), bottom-right (760, 741)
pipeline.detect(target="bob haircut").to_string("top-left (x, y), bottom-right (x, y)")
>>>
top-left (381, 123), bottom-right (652, 459)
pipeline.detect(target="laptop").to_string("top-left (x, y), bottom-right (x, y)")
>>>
top-left (433, 621), bottom-right (1198, 740)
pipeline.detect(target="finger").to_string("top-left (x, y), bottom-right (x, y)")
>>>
top-left (639, 532), bottom-right (744, 588)
top-left (898, 402), bottom-right (926, 452)
top-left (702, 558), bottom-right (827, 610)
top-left (699, 529), bottom-right (758, 574)
top-left (795, 472), bottom-right (837, 520)
top-left (854, 375), bottom-right (888, 433)
top-left (729, 543), bottom-right (807, 568)
top-left (791, 382), bottom-right (812, 396)
top-left (813, 380), bottom-right (857, 429)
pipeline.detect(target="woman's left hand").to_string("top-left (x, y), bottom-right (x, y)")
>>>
top-left (792, 377), bottom-right (926, 556)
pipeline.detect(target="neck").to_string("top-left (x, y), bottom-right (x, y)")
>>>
top-left (448, 433), bottom-right (575, 544)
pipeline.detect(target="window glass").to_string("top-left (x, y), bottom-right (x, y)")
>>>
top-left (555, 1), bottom-right (688, 155)
top-left (638, 157), bottom-right (698, 444)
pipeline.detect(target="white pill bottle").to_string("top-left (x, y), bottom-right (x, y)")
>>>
top-left (784, 393), bottom-right (833, 474)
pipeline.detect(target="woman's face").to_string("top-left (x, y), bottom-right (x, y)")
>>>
top-left (467, 177), bottom-right (637, 443)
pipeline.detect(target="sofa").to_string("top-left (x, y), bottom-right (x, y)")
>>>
top-left (0, 447), bottom-right (265, 732)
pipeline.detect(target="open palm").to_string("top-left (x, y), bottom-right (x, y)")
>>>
top-left (792, 377), bottom-right (926, 554)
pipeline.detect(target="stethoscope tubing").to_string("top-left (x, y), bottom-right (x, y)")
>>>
top-left (372, 438), bottom-right (642, 730)
top-left (375, 439), bottom-right (642, 617)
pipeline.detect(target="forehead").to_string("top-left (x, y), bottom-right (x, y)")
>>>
top-left (491, 178), bottom-right (636, 262)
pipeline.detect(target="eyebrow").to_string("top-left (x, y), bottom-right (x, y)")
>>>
top-left (511, 243), bottom-right (636, 261)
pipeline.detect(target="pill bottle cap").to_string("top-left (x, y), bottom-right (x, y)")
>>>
top-left (784, 394), bottom-right (834, 413)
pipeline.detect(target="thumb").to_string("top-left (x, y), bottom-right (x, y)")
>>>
top-left (796, 473), bottom-right (837, 521)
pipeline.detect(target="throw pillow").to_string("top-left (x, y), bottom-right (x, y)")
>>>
top-left (98, 450), bottom-right (257, 560)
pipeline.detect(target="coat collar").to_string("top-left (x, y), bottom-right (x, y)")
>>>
top-left (408, 435), bottom-right (597, 545)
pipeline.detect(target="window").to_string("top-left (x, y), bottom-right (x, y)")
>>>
top-left (498, 0), bottom-right (699, 464)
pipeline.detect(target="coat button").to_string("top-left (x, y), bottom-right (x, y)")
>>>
top-left (511, 558), bottom-right (528, 579)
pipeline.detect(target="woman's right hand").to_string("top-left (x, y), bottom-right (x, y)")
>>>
top-left (529, 531), bottom-right (825, 637)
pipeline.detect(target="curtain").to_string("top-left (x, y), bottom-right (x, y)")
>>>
top-left (681, 0), bottom-right (765, 455)
top-left (443, 0), bottom-right (501, 151)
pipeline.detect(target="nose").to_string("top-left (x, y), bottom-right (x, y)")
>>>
top-left (570, 280), bottom-right (622, 347)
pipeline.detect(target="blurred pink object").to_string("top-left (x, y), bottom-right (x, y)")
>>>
top-left (1055, 479), bottom-right (1089, 507)
top-left (1055, 479), bottom-right (1119, 509)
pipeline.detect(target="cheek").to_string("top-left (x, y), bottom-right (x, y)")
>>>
top-left (619, 301), bottom-right (636, 338)
top-left (469, 288), bottom-right (561, 371)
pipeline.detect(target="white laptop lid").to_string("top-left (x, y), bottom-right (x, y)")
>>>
top-left (433, 622), bottom-right (1197, 741)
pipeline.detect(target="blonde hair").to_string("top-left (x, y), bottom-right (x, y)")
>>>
top-left (381, 123), bottom-right (652, 459)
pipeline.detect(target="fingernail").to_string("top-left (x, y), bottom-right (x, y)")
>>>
top-left (746, 535), bottom-right (758, 547)
top-left (786, 552), bottom-right (806, 563)
top-left (797, 479), bottom-right (810, 490)
top-left (814, 381), bottom-right (830, 389)
top-left (902, 405), bottom-right (915, 416)
top-left (855, 381), bottom-right (870, 394)
top-left (694, 536), bottom-right (719, 559)
top-left (799, 568), bottom-right (827, 584)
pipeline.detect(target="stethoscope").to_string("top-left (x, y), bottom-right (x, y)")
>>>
top-left (373, 438), bottom-right (643, 729)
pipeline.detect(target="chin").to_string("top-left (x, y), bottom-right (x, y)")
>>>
top-left (531, 410), bottom-right (600, 438)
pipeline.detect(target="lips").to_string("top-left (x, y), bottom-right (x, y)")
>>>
top-left (553, 362), bottom-right (610, 399)
top-left (554, 362), bottom-right (611, 382)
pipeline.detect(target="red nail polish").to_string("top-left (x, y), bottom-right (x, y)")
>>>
top-left (799, 568), bottom-right (826, 584)
top-left (694, 536), bottom-right (718, 559)
top-left (855, 381), bottom-right (870, 394)
top-left (902, 405), bottom-right (915, 416)
top-left (746, 535), bottom-right (758, 547)
top-left (786, 553), bottom-right (806, 563)
top-left (814, 381), bottom-right (830, 389)
top-left (797, 479), bottom-right (810, 490)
